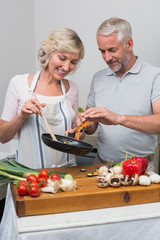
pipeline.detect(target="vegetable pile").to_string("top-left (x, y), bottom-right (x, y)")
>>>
top-left (97, 155), bottom-right (160, 188)
top-left (0, 159), bottom-right (77, 197)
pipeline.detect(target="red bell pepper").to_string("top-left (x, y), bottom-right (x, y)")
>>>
top-left (130, 156), bottom-right (148, 175)
top-left (123, 159), bottom-right (142, 178)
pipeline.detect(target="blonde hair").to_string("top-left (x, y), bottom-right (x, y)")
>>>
top-left (38, 28), bottom-right (85, 69)
top-left (97, 17), bottom-right (132, 43)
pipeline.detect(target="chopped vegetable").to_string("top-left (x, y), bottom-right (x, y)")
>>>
top-left (93, 169), bottom-right (99, 176)
top-left (76, 121), bottom-right (90, 140)
top-left (87, 173), bottom-right (93, 177)
top-left (80, 169), bottom-right (86, 172)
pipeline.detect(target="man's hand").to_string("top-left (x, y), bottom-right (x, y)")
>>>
top-left (81, 107), bottom-right (123, 125)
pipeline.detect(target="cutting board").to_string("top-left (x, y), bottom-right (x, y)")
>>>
top-left (11, 164), bottom-right (160, 217)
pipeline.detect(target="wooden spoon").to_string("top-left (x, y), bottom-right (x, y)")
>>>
top-left (33, 92), bottom-right (57, 141)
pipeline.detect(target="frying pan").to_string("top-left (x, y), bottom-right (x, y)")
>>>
top-left (42, 133), bottom-right (93, 155)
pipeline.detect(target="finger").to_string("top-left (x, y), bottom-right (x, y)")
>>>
top-left (65, 127), bottom-right (78, 136)
top-left (31, 99), bottom-right (43, 111)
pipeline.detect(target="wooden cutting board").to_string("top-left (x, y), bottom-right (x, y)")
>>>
top-left (11, 164), bottom-right (160, 217)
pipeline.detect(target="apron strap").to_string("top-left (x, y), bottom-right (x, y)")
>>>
top-left (60, 80), bottom-right (66, 96)
top-left (29, 70), bottom-right (42, 92)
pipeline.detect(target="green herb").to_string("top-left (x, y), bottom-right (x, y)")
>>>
top-left (78, 107), bottom-right (84, 114)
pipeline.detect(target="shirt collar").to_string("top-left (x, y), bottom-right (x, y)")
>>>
top-left (106, 57), bottom-right (142, 76)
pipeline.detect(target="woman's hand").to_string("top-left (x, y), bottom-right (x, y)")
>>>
top-left (65, 115), bottom-right (86, 140)
top-left (65, 126), bottom-right (86, 140)
top-left (21, 99), bottom-right (46, 120)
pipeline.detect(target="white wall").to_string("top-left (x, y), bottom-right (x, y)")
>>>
top-left (1, 0), bottom-right (160, 113)
top-left (34, 0), bottom-right (160, 109)
top-left (0, 0), bottom-right (35, 114)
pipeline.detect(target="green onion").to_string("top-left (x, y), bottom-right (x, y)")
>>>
top-left (0, 160), bottom-right (39, 178)
top-left (0, 159), bottom-right (74, 182)
top-left (5, 159), bottom-right (37, 171)
top-left (0, 170), bottom-right (25, 182)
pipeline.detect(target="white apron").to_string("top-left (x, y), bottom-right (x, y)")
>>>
top-left (17, 71), bottom-right (76, 168)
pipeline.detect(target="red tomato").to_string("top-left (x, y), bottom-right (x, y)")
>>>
top-left (18, 184), bottom-right (28, 196)
top-left (38, 177), bottom-right (48, 187)
top-left (29, 180), bottom-right (38, 187)
top-left (28, 185), bottom-right (41, 197)
top-left (27, 174), bottom-right (38, 183)
top-left (18, 180), bottom-right (28, 185)
top-left (50, 173), bottom-right (61, 181)
top-left (38, 170), bottom-right (49, 179)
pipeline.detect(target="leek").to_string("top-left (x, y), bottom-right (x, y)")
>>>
top-left (0, 160), bottom-right (39, 178)
top-left (0, 159), bottom-right (74, 181)
top-left (5, 159), bottom-right (37, 171)
top-left (0, 170), bottom-right (25, 181)
top-left (6, 159), bottom-right (74, 180)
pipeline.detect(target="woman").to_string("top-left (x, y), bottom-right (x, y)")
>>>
top-left (0, 28), bottom-right (85, 168)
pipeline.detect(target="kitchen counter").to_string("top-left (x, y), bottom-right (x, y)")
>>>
top-left (1, 183), bottom-right (160, 240)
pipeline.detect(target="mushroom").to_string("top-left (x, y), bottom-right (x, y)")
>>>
top-left (139, 175), bottom-right (151, 186)
top-left (108, 168), bottom-right (114, 175)
top-left (98, 180), bottom-right (109, 188)
top-left (109, 175), bottom-right (121, 188)
top-left (104, 172), bottom-right (113, 182)
top-left (150, 173), bottom-right (160, 183)
top-left (111, 166), bottom-right (123, 175)
top-left (131, 173), bottom-right (139, 186)
top-left (98, 166), bottom-right (109, 177)
top-left (121, 175), bottom-right (131, 186)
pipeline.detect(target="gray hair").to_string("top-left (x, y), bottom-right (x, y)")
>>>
top-left (38, 28), bottom-right (85, 69)
top-left (96, 17), bottom-right (132, 43)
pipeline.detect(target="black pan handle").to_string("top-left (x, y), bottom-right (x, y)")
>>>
top-left (91, 148), bottom-right (97, 153)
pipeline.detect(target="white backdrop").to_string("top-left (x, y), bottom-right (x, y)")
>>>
top-left (0, 0), bottom-right (35, 114)
top-left (34, 0), bottom-right (160, 108)
top-left (0, 0), bottom-right (160, 112)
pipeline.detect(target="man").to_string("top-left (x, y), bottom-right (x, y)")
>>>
top-left (81, 17), bottom-right (160, 171)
